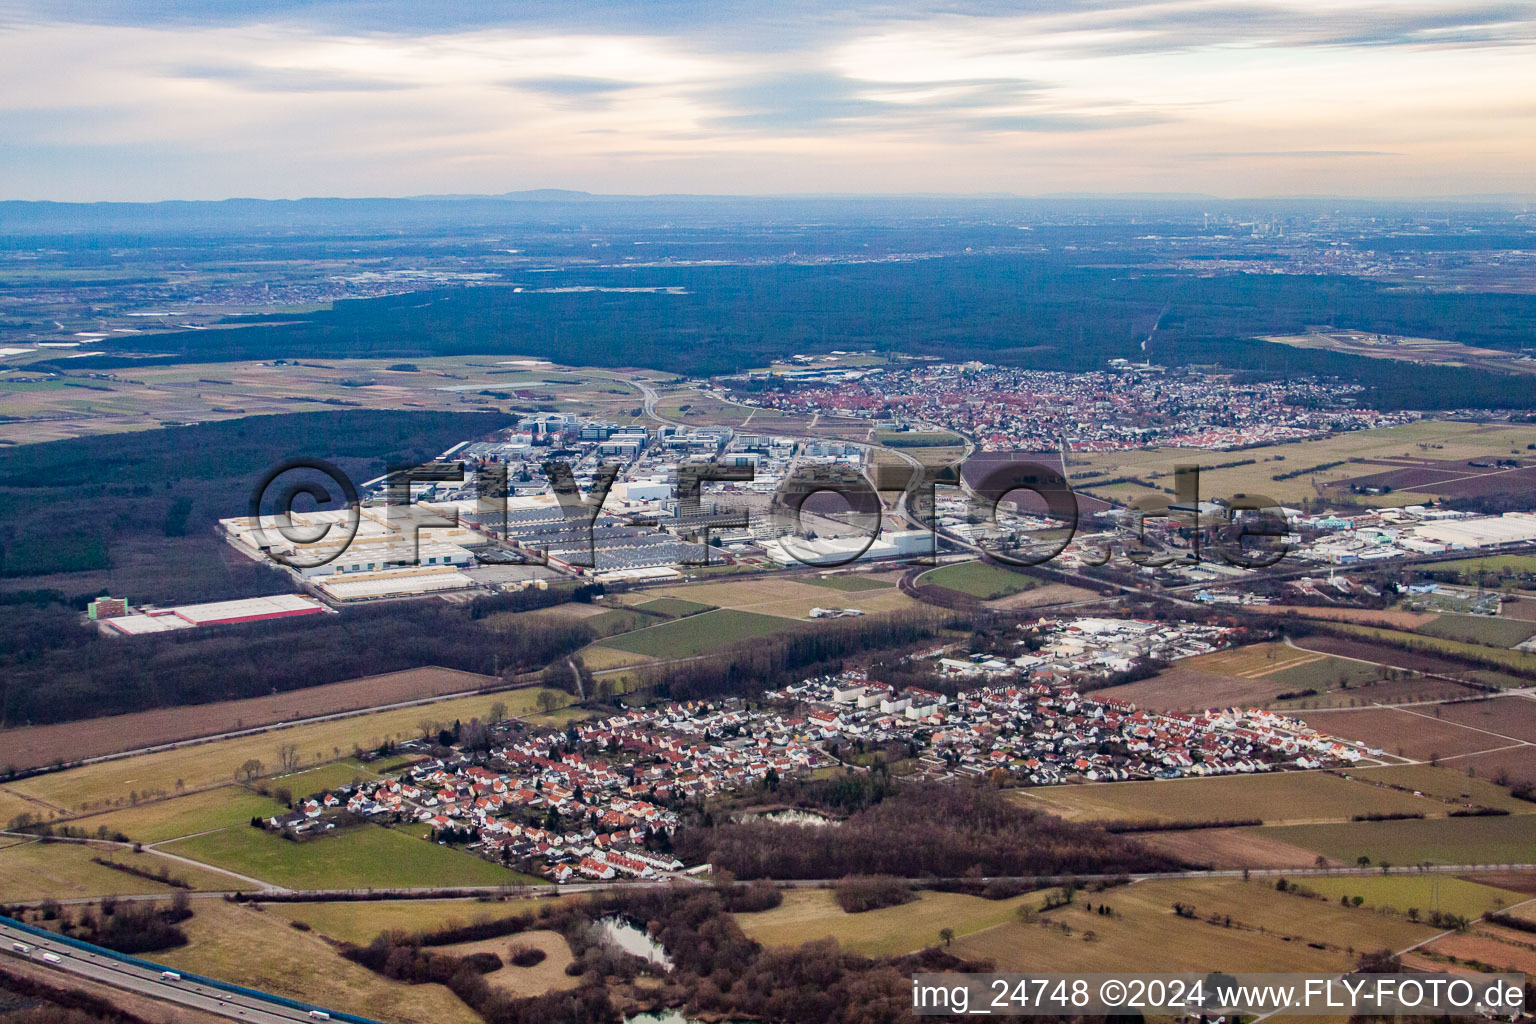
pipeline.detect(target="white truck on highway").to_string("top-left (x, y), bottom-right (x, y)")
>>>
top-left (11, 942), bottom-right (31, 954)
top-left (160, 970), bottom-right (182, 982)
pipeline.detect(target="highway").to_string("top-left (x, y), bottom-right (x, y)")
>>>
top-left (0, 918), bottom-right (355, 1024)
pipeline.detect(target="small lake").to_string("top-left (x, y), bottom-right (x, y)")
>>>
top-left (597, 916), bottom-right (672, 969)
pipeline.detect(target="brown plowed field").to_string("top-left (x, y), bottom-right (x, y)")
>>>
top-left (0, 666), bottom-right (496, 772)
top-left (1137, 828), bottom-right (1336, 869)
top-left (1298, 707), bottom-right (1515, 760)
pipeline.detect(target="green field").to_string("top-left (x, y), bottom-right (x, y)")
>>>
top-left (1251, 814), bottom-right (1536, 866)
top-left (1303, 875), bottom-right (1524, 919)
top-left (0, 841), bottom-right (238, 900)
top-left (1429, 555), bottom-right (1536, 577)
top-left (1349, 764), bottom-right (1533, 814)
top-left (919, 560), bottom-right (1038, 600)
top-left (1417, 613), bottom-right (1536, 648)
top-left (874, 430), bottom-right (966, 448)
top-left (70, 786), bottom-right (286, 843)
top-left (803, 574), bottom-right (894, 593)
top-left (1266, 655), bottom-right (1384, 691)
top-left (597, 608), bottom-right (795, 658)
top-left (632, 597), bottom-right (715, 618)
top-left (1016, 771), bottom-right (1444, 826)
top-left (581, 607), bottom-right (666, 637)
top-left (162, 823), bottom-right (539, 890)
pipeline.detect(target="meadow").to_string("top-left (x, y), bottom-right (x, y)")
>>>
top-left (160, 822), bottom-right (538, 890)
top-left (733, 887), bottom-right (1045, 956)
top-left (157, 899), bottom-right (482, 1024)
top-left (596, 608), bottom-right (798, 658)
top-left (802, 573), bottom-right (896, 592)
top-left (69, 786), bottom-right (286, 844)
top-left (622, 575), bottom-right (915, 619)
top-left (1415, 614), bottom-right (1536, 648)
top-left (1302, 875), bottom-right (1524, 919)
top-left (0, 840), bottom-right (237, 900)
top-left (917, 560), bottom-right (1039, 600)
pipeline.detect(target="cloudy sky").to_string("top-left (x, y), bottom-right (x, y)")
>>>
top-left (2, 0), bottom-right (1534, 200)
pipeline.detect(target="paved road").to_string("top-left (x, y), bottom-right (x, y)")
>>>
top-left (0, 919), bottom-right (348, 1024)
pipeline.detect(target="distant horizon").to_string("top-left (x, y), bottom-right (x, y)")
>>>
top-left (2, 1), bottom-right (1534, 202)
top-left (5, 188), bottom-right (1536, 207)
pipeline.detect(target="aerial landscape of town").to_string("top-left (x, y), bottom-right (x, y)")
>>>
top-left (2, 2), bottom-right (1536, 1024)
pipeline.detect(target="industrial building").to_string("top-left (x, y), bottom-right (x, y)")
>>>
top-left (101, 594), bottom-right (329, 636)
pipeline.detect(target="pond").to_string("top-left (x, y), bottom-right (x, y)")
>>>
top-left (597, 915), bottom-right (673, 969)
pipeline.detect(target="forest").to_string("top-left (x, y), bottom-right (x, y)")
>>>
top-left (675, 780), bottom-right (1182, 880)
top-left (68, 256), bottom-right (1536, 409)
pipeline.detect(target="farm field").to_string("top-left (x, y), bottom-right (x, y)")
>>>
top-left (581, 607), bottom-right (667, 637)
top-left (1416, 614), bottom-right (1536, 648)
top-left (1431, 555), bottom-right (1536, 577)
top-left (1013, 772), bottom-right (1442, 826)
top-left (69, 786), bottom-right (286, 843)
top-left (1248, 605), bottom-right (1438, 630)
top-left (632, 597), bottom-right (715, 617)
top-left (1457, 747), bottom-right (1536, 787)
top-left (1072, 421), bottom-right (1536, 508)
top-left (623, 576), bottom-right (915, 620)
top-left (1348, 764), bottom-right (1533, 814)
top-left (1297, 706), bottom-right (1518, 761)
top-left (1431, 695), bottom-right (1536, 744)
top-left (916, 560), bottom-right (1039, 600)
top-left (596, 609), bottom-right (798, 658)
top-left (802, 573), bottom-right (896, 592)
top-left (1302, 875), bottom-right (1524, 919)
top-left (3, 687), bottom-right (570, 818)
top-left (1090, 666), bottom-right (1292, 712)
top-left (1249, 814), bottom-right (1536, 866)
top-left (577, 646), bottom-right (656, 671)
top-left (1137, 827), bottom-right (1348, 869)
top-left (270, 760), bottom-right (389, 798)
top-left (1320, 623), bottom-right (1536, 676)
top-left (268, 896), bottom-right (577, 945)
top-left (0, 666), bottom-right (496, 773)
top-left (733, 888), bottom-right (1044, 956)
top-left (1423, 924), bottom-right (1536, 975)
top-left (157, 899), bottom-right (481, 1024)
top-left (162, 822), bottom-right (539, 890)
top-left (0, 840), bottom-right (236, 900)
top-left (1182, 642), bottom-right (1325, 679)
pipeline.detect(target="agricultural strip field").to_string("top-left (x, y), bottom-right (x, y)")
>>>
top-left (0, 841), bottom-right (237, 901)
top-left (1013, 772), bottom-right (1444, 826)
top-left (1247, 814), bottom-right (1536, 866)
top-left (160, 822), bottom-right (539, 890)
top-left (1297, 706), bottom-right (1528, 761)
top-left (952, 877), bottom-right (1436, 974)
top-left (734, 888), bottom-right (1044, 956)
top-left (68, 786), bottom-right (286, 843)
top-left (1421, 923), bottom-right (1536, 975)
top-left (0, 666), bottom-right (497, 773)
top-left (596, 609), bottom-right (798, 658)
top-left (157, 899), bottom-right (481, 1024)
top-left (3, 687), bottom-right (572, 819)
top-left (268, 895), bottom-right (580, 946)
top-left (916, 560), bottom-right (1039, 600)
top-left (1302, 875), bottom-right (1525, 919)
